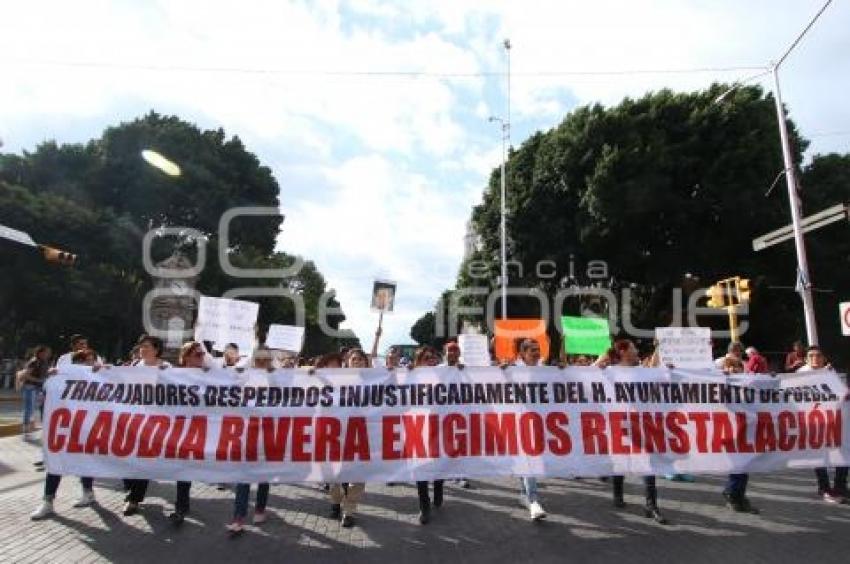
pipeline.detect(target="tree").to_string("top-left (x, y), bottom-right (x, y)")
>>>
top-left (439, 84), bottom-right (850, 365)
top-left (0, 113), bottom-right (351, 360)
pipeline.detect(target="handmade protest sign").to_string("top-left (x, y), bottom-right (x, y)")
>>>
top-left (194, 296), bottom-right (258, 354)
top-left (458, 334), bottom-right (491, 367)
top-left (655, 327), bottom-right (713, 369)
top-left (561, 316), bottom-right (611, 356)
top-left (371, 280), bottom-right (396, 312)
top-left (266, 324), bottom-right (305, 353)
top-left (44, 365), bottom-right (849, 483)
top-left (493, 319), bottom-right (550, 362)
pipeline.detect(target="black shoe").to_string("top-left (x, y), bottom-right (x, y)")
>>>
top-left (644, 505), bottom-right (668, 524)
top-left (613, 496), bottom-right (626, 509)
top-left (168, 510), bottom-right (186, 526)
top-left (330, 504), bottom-right (341, 519)
top-left (419, 504), bottom-right (431, 525)
top-left (341, 514), bottom-right (355, 528)
top-left (122, 501), bottom-right (139, 516)
top-left (736, 497), bottom-right (760, 514)
top-left (433, 490), bottom-right (443, 508)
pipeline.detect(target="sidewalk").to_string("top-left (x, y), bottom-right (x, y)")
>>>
top-left (0, 433), bottom-right (848, 564)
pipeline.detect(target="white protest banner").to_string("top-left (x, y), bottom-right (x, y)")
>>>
top-left (194, 296), bottom-right (258, 353)
top-left (44, 365), bottom-right (849, 483)
top-left (266, 324), bottom-right (305, 352)
top-left (656, 327), bottom-right (713, 369)
top-left (459, 334), bottom-right (491, 367)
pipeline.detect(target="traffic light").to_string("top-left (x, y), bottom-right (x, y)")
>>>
top-left (735, 277), bottom-right (751, 304)
top-left (705, 284), bottom-right (726, 308)
top-left (38, 245), bottom-right (77, 266)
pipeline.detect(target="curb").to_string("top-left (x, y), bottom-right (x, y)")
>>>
top-left (0, 422), bottom-right (22, 439)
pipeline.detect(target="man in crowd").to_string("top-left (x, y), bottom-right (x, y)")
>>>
top-left (797, 345), bottom-right (846, 503)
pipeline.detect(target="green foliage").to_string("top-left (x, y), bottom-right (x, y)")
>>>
top-left (0, 113), bottom-right (349, 360)
top-left (416, 83), bottom-right (850, 366)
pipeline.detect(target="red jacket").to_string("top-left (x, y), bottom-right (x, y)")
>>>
top-left (745, 353), bottom-right (770, 374)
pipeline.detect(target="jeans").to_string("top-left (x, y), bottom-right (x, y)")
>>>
top-left (519, 477), bottom-right (539, 503)
top-left (815, 467), bottom-right (849, 493)
top-left (416, 480), bottom-right (444, 507)
top-left (233, 483), bottom-right (269, 519)
top-left (175, 481), bottom-right (192, 513)
top-left (22, 385), bottom-right (40, 426)
top-left (124, 479), bottom-right (149, 504)
top-left (724, 474), bottom-right (749, 499)
top-left (44, 474), bottom-right (93, 499)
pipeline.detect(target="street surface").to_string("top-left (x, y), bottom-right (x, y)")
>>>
top-left (0, 432), bottom-right (848, 563)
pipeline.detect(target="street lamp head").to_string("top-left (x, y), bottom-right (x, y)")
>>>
top-left (503, 38), bottom-right (511, 50)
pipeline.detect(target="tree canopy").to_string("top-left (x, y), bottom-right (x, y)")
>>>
top-left (412, 84), bottom-right (850, 366)
top-left (0, 112), bottom-right (350, 360)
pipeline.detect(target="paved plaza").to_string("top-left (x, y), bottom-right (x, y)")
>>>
top-left (1, 430), bottom-right (849, 563)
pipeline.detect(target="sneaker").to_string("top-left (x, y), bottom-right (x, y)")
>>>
top-left (737, 497), bottom-right (760, 514)
top-left (341, 513), bottom-right (355, 528)
top-left (613, 496), bottom-right (626, 509)
top-left (529, 501), bottom-right (547, 521)
top-left (644, 505), bottom-right (668, 524)
top-left (330, 503), bottom-right (341, 519)
top-left (30, 500), bottom-right (54, 520)
top-left (168, 510), bottom-right (186, 526)
top-left (820, 489), bottom-right (845, 504)
top-left (122, 501), bottom-right (140, 516)
top-left (33, 460), bottom-right (44, 467)
top-left (456, 479), bottom-right (470, 489)
top-left (253, 510), bottom-right (267, 524)
top-left (73, 490), bottom-right (96, 508)
top-left (226, 518), bottom-right (244, 535)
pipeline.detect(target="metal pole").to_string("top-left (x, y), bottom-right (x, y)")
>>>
top-left (500, 39), bottom-right (511, 320)
top-left (771, 63), bottom-right (819, 345)
top-left (499, 124), bottom-right (508, 319)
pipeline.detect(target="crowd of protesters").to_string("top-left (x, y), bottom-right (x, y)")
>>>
top-left (14, 331), bottom-right (848, 535)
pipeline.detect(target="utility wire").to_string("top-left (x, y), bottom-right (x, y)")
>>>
top-left (6, 58), bottom-right (768, 79)
top-left (776, 0), bottom-right (833, 67)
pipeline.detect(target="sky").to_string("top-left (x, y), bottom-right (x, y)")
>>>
top-left (1, 0), bottom-right (849, 351)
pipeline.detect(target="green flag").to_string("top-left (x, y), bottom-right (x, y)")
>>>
top-left (561, 316), bottom-right (611, 355)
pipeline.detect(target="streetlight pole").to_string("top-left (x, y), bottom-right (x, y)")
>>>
top-left (770, 62), bottom-right (819, 345)
top-left (500, 38), bottom-right (511, 320)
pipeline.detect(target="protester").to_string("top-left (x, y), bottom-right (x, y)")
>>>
top-left (607, 339), bottom-right (668, 524)
top-left (385, 345), bottom-right (402, 369)
top-left (744, 346), bottom-right (770, 374)
top-left (513, 339), bottom-right (548, 521)
top-left (122, 334), bottom-right (170, 516)
top-left (714, 341), bottom-right (744, 370)
top-left (784, 340), bottom-right (806, 372)
top-left (222, 343), bottom-right (241, 367)
top-left (326, 348), bottom-right (368, 527)
top-left (797, 346), bottom-right (847, 503)
top-left (55, 334), bottom-right (89, 368)
top-left (409, 345), bottom-right (447, 525)
top-left (227, 346), bottom-right (274, 535)
top-left (30, 349), bottom-right (98, 520)
top-left (720, 357), bottom-right (760, 514)
top-left (19, 345), bottom-right (51, 437)
top-left (167, 341), bottom-right (210, 526)
top-left (440, 341), bottom-right (471, 489)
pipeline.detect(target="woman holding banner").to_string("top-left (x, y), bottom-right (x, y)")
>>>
top-left (411, 345), bottom-right (447, 525)
top-left (122, 334), bottom-right (170, 517)
top-left (30, 349), bottom-right (98, 520)
top-left (325, 349), bottom-right (369, 527)
top-left (226, 346), bottom-right (275, 535)
top-left (513, 339), bottom-right (548, 521)
top-left (607, 339), bottom-right (668, 525)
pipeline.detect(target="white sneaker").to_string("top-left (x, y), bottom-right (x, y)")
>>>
top-left (529, 501), bottom-right (547, 521)
top-left (73, 490), bottom-right (96, 508)
top-left (30, 500), bottom-right (54, 520)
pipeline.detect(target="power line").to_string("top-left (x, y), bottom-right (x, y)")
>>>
top-left (776, 0), bottom-right (833, 67)
top-left (6, 58), bottom-right (767, 79)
